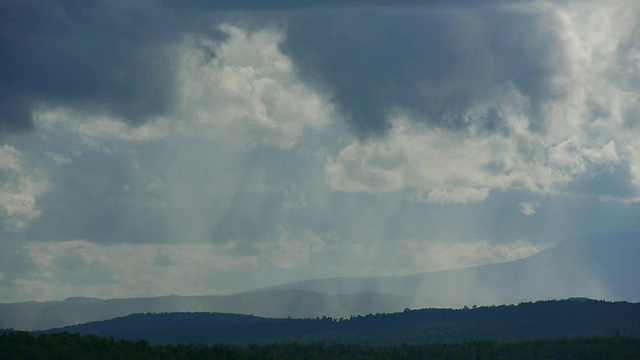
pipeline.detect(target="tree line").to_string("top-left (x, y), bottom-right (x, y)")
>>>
top-left (1, 331), bottom-right (640, 359)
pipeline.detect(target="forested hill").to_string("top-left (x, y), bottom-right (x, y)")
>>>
top-left (3, 332), bottom-right (640, 360)
top-left (40, 299), bottom-right (640, 345)
top-left (0, 289), bottom-right (429, 331)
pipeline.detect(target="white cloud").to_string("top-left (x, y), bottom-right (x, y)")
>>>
top-left (0, 145), bottom-right (23, 171)
top-left (325, 118), bottom-right (547, 198)
top-left (325, 111), bottom-right (637, 202)
top-left (421, 187), bottom-right (490, 204)
top-left (35, 109), bottom-right (168, 148)
top-left (17, 240), bottom-right (262, 300)
top-left (0, 145), bottom-right (49, 230)
top-left (43, 151), bottom-right (71, 165)
top-left (175, 25), bottom-right (333, 148)
top-left (519, 201), bottom-right (538, 216)
top-left (398, 239), bottom-right (547, 272)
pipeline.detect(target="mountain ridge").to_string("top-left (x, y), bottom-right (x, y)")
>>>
top-left (266, 233), bottom-right (640, 303)
top-left (39, 299), bottom-right (640, 345)
top-left (3, 233), bottom-right (638, 331)
top-left (0, 288), bottom-right (432, 331)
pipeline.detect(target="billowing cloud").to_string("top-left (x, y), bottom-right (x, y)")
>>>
top-left (325, 117), bottom-right (546, 200)
top-left (174, 25), bottom-right (332, 148)
top-left (0, 145), bottom-right (48, 230)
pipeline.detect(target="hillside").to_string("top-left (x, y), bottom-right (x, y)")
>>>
top-left (3, 332), bottom-right (640, 360)
top-left (268, 233), bottom-right (640, 304)
top-left (0, 289), bottom-right (430, 331)
top-left (4, 233), bottom-right (638, 332)
top-left (40, 299), bottom-right (640, 345)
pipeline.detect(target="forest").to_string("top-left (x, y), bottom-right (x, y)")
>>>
top-left (37, 299), bottom-right (640, 345)
top-left (2, 331), bottom-right (640, 360)
top-left (2, 299), bottom-right (639, 358)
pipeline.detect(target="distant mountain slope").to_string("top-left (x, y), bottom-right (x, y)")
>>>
top-left (41, 299), bottom-right (640, 345)
top-left (0, 289), bottom-right (430, 331)
top-left (269, 233), bottom-right (640, 304)
top-left (4, 233), bottom-right (638, 331)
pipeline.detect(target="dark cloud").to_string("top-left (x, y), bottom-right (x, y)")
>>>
top-left (0, 0), bottom-right (225, 134)
top-left (280, 8), bottom-right (564, 137)
top-left (160, 0), bottom-right (503, 11)
top-left (485, 10), bottom-right (565, 132)
top-left (1, 0), bottom-right (564, 140)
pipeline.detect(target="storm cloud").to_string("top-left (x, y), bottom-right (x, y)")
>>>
top-left (1, 0), bottom-right (561, 138)
top-left (281, 7), bottom-right (562, 137)
top-left (0, 0), bottom-right (225, 132)
top-left (1, 0), bottom-right (640, 302)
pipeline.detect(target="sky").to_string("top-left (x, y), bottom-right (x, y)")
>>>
top-left (1, 0), bottom-right (640, 303)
